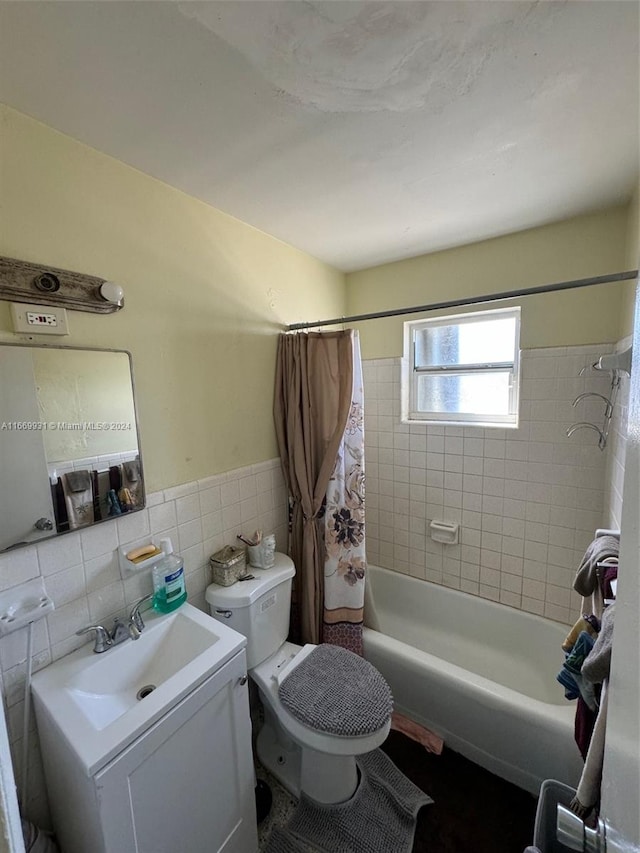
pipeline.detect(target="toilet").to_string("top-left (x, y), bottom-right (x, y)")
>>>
top-left (205, 552), bottom-right (392, 804)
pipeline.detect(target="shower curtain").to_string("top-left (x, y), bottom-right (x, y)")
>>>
top-left (274, 329), bottom-right (366, 653)
top-left (322, 334), bottom-right (366, 654)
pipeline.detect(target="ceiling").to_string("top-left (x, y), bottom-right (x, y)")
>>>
top-left (0, 1), bottom-right (638, 272)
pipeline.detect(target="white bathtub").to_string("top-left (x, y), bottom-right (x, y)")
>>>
top-left (363, 564), bottom-right (583, 795)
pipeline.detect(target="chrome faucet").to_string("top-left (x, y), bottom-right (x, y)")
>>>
top-left (77, 594), bottom-right (154, 652)
top-left (128, 593), bottom-right (154, 639)
top-left (76, 617), bottom-right (131, 653)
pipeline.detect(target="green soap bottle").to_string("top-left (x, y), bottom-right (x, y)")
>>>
top-left (152, 537), bottom-right (187, 613)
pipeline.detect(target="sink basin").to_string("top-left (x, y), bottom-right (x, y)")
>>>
top-left (67, 611), bottom-right (222, 730)
top-left (32, 603), bottom-right (246, 775)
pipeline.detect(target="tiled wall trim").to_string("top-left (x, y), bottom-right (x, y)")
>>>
top-left (0, 458), bottom-right (287, 828)
top-left (363, 344), bottom-right (620, 627)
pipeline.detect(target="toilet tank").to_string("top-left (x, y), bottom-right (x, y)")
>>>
top-left (205, 553), bottom-right (295, 669)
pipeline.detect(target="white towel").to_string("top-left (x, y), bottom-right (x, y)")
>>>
top-left (61, 470), bottom-right (94, 530)
top-left (571, 681), bottom-right (608, 817)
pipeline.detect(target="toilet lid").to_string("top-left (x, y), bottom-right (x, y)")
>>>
top-left (278, 643), bottom-right (393, 737)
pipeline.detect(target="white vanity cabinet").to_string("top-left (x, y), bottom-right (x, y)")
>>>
top-left (37, 649), bottom-right (258, 853)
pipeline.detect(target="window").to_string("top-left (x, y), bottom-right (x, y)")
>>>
top-left (402, 307), bottom-right (520, 427)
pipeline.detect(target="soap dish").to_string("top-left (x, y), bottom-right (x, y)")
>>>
top-left (0, 577), bottom-right (54, 637)
top-left (117, 539), bottom-right (163, 578)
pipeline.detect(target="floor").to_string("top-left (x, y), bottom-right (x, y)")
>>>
top-left (258, 730), bottom-right (539, 853)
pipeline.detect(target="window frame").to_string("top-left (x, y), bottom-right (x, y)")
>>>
top-left (402, 306), bottom-right (521, 427)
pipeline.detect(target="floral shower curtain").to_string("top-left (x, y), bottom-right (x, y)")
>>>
top-left (322, 332), bottom-right (366, 654)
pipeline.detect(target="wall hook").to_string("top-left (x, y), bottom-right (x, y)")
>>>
top-left (572, 392), bottom-right (614, 418)
top-left (567, 349), bottom-right (630, 451)
top-left (566, 422), bottom-right (607, 450)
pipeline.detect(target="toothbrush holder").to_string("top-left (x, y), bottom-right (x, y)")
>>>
top-left (247, 534), bottom-right (276, 569)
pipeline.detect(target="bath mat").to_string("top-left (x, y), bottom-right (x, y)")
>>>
top-left (391, 710), bottom-right (444, 755)
top-left (263, 826), bottom-right (308, 853)
top-left (278, 748), bottom-right (431, 853)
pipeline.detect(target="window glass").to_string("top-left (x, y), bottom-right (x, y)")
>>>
top-left (403, 307), bottom-right (520, 426)
top-left (414, 317), bottom-right (516, 368)
top-left (416, 372), bottom-right (513, 416)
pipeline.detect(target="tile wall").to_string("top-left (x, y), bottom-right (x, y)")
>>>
top-left (0, 344), bottom-right (631, 829)
top-left (0, 458), bottom-right (288, 827)
top-left (362, 344), bottom-right (619, 626)
top-left (603, 338), bottom-right (632, 530)
top-left (46, 448), bottom-right (139, 481)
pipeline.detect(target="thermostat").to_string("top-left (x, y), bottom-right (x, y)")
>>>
top-left (10, 302), bottom-right (69, 336)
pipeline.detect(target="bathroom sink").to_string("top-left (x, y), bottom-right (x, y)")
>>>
top-left (66, 611), bottom-right (221, 729)
top-left (31, 603), bottom-right (246, 775)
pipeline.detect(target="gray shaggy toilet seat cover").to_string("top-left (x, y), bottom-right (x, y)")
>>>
top-left (278, 644), bottom-right (393, 737)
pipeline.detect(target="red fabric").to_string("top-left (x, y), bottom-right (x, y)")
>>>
top-left (575, 695), bottom-right (598, 760)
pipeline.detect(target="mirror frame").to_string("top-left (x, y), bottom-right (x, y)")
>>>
top-left (0, 341), bottom-right (145, 552)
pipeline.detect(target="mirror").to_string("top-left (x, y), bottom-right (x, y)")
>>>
top-left (0, 344), bottom-right (144, 552)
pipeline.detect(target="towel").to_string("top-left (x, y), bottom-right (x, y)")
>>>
top-left (582, 604), bottom-right (615, 685)
top-left (557, 631), bottom-right (597, 710)
top-left (92, 469), bottom-right (102, 521)
top-left (109, 465), bottom-right (122, 492)
top-left (564, 631), bottom-right (596, 675)
top-left (121, 459), bottom-right (143, 507)
top-left (105, 489), bottom-right (122, 516)
top-left (574, 695), bottom-right (598, 760)
top-left (61, 471), bottom-right (94, 529)
top-left (573, 536), bottom-right (619, 596)
top-left (391, 711), bottom-right (444, 755)
top-left (65, 470), bottom-right (91, 492)
top-left (122, 459), bottom-right (140, 482)
top-left (570, 607), bottom-right (615, 818)
top-left (570, 682), bottom-right (608, 818)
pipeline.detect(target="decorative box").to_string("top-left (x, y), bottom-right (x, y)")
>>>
top-left (209, 545), bottom-right (247, 587)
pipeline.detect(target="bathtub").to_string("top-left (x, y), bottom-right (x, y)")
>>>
top-left (363, 564), bottom-right (583, 795)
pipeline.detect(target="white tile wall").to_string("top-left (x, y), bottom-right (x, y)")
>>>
top-left (603, 337), bottom-right (632, 530)
top-left (46, 449), bottom-right (139, 481)
top-left (2, 345), bottom-right (630, 830)
top-left (363, 344), bottom-right (619, 627)
top-left (0, 457), bottom-right (287, 828)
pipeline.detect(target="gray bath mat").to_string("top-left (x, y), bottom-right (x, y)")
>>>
top-left (263, 826), bottom-right (309, 853)
top-left (266, 748), bottom-right (432, 853)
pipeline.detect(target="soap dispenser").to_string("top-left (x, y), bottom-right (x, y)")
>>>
top-left (152, 537), bottom-right (187, 613)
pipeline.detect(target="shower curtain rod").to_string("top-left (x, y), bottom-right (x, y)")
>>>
top-left (287, 269), bottom-right (639, 331)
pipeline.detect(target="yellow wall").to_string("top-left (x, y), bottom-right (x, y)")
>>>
top-left (346, 207), bottom-right (630, 359)
top-left (1, 104), bottom-right (636, 493)
top-left (0, 106), bottom-right (346, 492)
